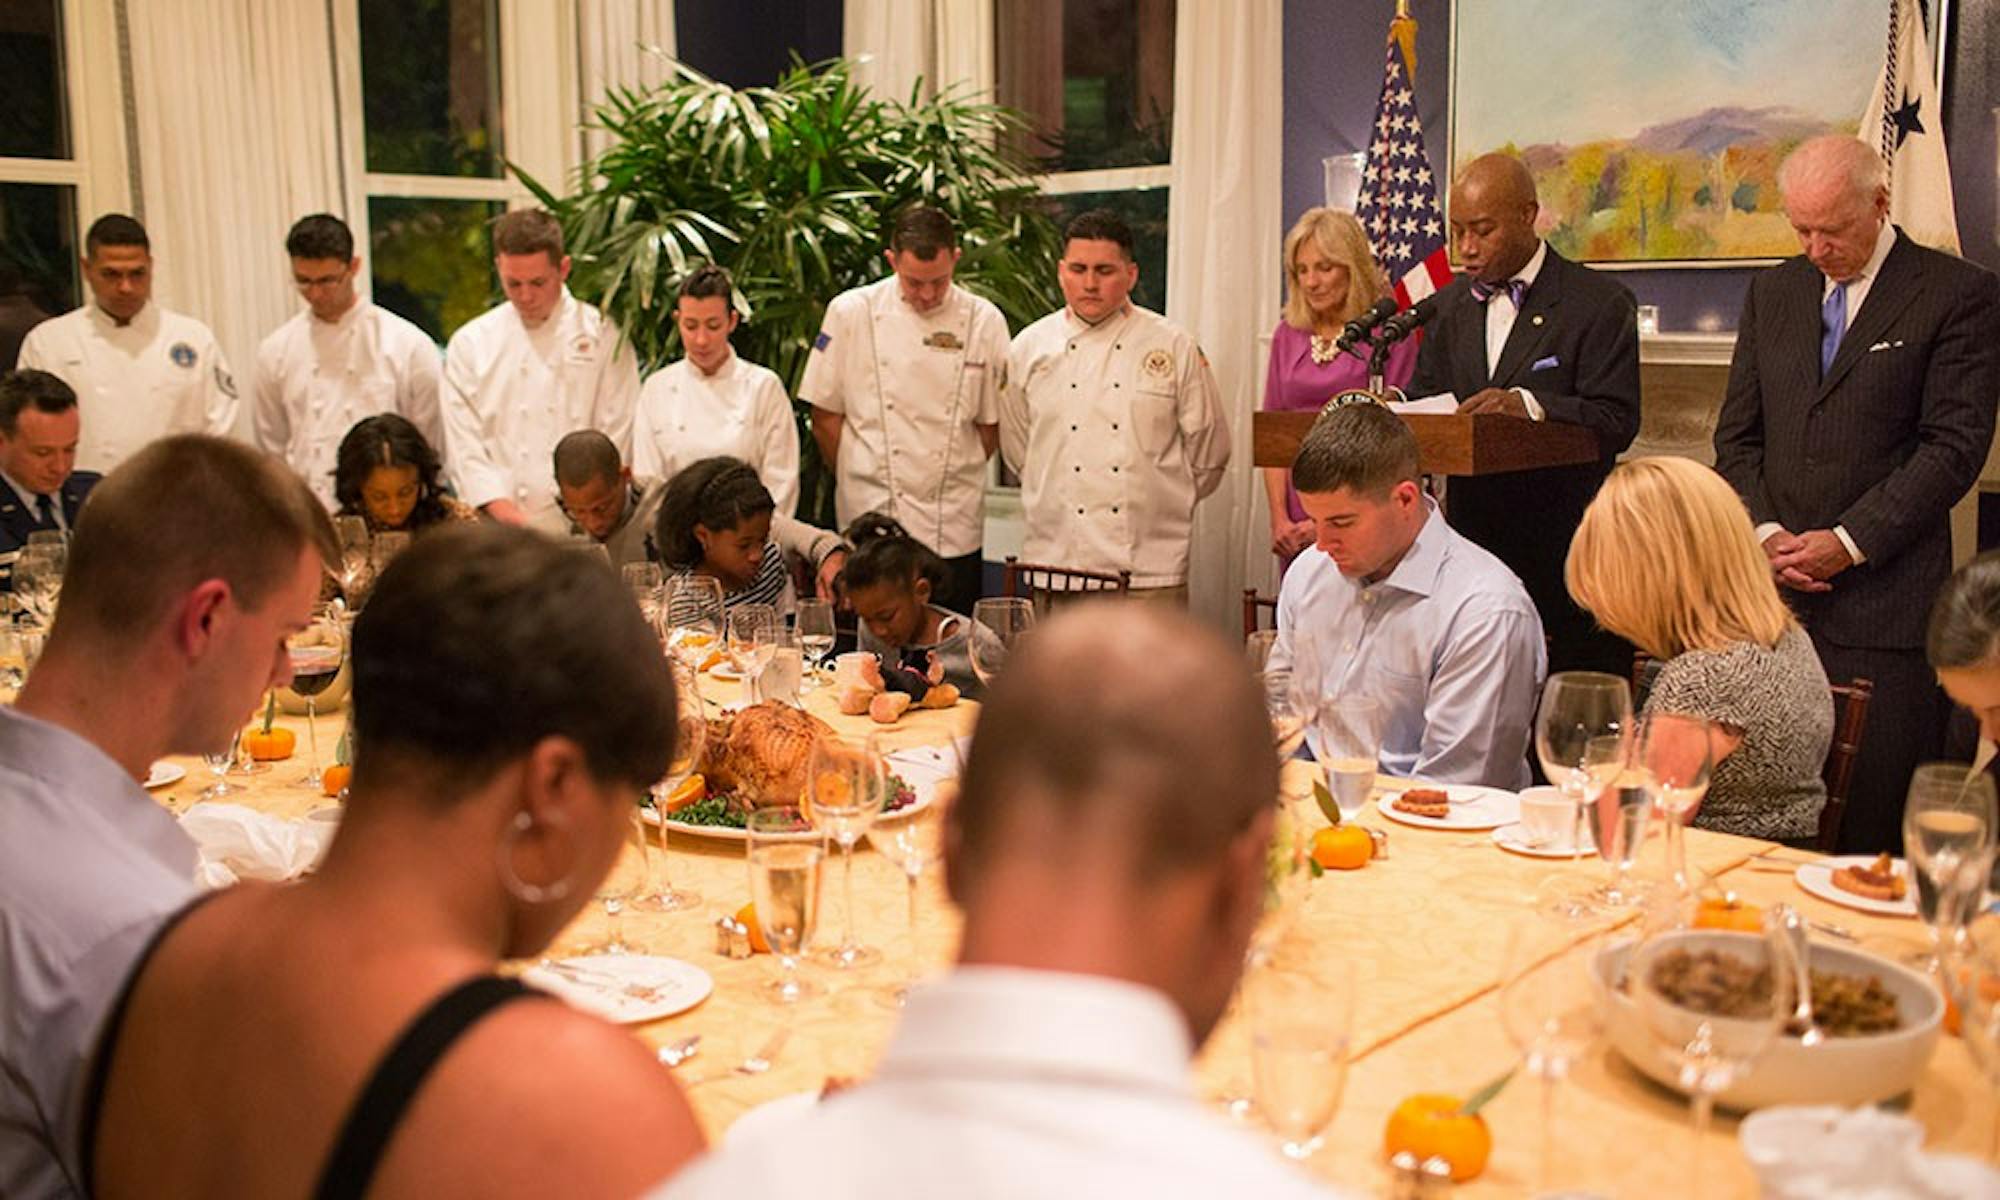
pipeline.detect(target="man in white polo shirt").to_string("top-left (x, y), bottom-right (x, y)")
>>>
top-left (252, 214), bottom-right (443, 508)
top-left (1001, 209), bottom-right (1229, 601)
top-left (17, 214), bottom-right (237, 472)
top-left (440, 209), bottom-right (638, 526)
top-left (799, 205), bottom-right (1009, 614)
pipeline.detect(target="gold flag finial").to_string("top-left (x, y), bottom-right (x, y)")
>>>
top-left (1389, 2), bottom-right (1418, 76)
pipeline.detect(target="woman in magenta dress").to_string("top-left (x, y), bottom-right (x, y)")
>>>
top-left (1263, 207), bottom-right (1418, 572)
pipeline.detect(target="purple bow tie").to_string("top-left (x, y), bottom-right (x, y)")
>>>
top-left (1469, 277), bottom-right (1528, 308)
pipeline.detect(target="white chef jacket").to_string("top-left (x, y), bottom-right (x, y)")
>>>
top-left (1001, 304), bottom-right (1229, 587)
top-left (798, 277), bottom-right (1007, 557)
top-left (251, 299), bottom-right (443, 508)
top-left (632, 350), bottom-right (800, 514)
top-left (16, 302), bottom-right (238, 473)
top-left (440, 288), bottom-right (638, 520)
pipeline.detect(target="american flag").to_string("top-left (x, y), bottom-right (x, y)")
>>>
top-left (1354, 40), bottom-right (1453, 307)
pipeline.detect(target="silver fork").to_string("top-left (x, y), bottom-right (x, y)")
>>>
top-left (538, 959), bottom-right (668, 1002)
top-left (687, 1026), bottom-right (791, 1086)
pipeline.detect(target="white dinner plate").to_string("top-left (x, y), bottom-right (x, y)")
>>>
top-left (724, 1091), bottom-right (821, 1147)
top-left (524, 954), bottom-right (712, 1023)
top-left (1375, 783), bottom-right (1519, 831)
top-left (1795, 856), bottom-right (1920, 917)
top-left (707, 664), bottom-right (744, 682)
top-left (644, 752), bottom-right (947, 842)
top-left (143, 761), bottom-right (186, 789)
top-left (1491, 821), bottom-right (1597, 859)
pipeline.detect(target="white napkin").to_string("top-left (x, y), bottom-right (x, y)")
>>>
top-left (179, 802), bottom-right (337, 888)
top-left (1740, 1106), bottom-right (2000, 1199)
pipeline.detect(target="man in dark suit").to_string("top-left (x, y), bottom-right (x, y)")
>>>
top-left (0, 369), bottom-right (100, 591)
top-left (1402, 154), bottom-right (1641, 677)
top-left (1715, 134), bottom-right (2000, 853)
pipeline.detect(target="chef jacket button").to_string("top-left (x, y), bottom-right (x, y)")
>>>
top-left (1114, 343), bottom-right (1123, 350)
top-left (1112, 423), bottom-right (1119, 431)
top-left (1076, 507), bottom-right (1084, 515)
top-left (1111, 466), bottom-right (1119, 473)
top-left (1111, 506), bottom-right (1120, 514)
top-left (1113, 382), bottom-right (1120, 389)
top-left (1070, 424), bottom-right (1078, 432)
top-left (1074, 465), bottom-right (1081, 472)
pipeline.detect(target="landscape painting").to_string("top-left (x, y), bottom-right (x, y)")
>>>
top-left (1450, 0), bottom-right (1930, 263)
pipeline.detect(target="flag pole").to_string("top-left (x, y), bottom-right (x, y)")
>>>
top-left (1390, 3), bottom-right (1418, 76)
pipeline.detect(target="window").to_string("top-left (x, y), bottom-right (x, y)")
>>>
top-left (0, 1), bottom-right (79, 367)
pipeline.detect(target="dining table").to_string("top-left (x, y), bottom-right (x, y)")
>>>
top-left (150, 675), bottom-right (1993, 1198)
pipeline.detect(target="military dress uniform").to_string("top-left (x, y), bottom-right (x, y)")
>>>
top-left (0, 470), bottom-right (99, 591)
top-left (440, 288), bottom-right (638, 522)
top-left (253, 299), bottom-right (443, 508)
top-left (1001, 304), bottom-right (1229, 590)
top-left (17, 303), bottom-right (238, 473)
top-left (799, 277), bottom-right (1008, 611)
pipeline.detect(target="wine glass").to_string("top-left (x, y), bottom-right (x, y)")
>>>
top-left (622, 562), bottom-right (664, 628)
top-left (1636, 712), bottom-right (1714, 902)
top-left (1624, 919), bottom-right (1793, 1197)
top-left (1500, 908), bottom-right (1607, 1195)
top-left (199, 728), bottom-right (243, 800)
top-left (585, 809), bottom-right (651, 955)
top-left (807, 735), bottom-right (888, 970)
top-left (746, 806), bottom-right (822, 1004)
top-left (333, 515), bottom-right (372, 605)
top-left (0, 625), bottom-right (27, 703)
top-left (662, 574), bottom-right (725, 663)
top-left (286, 609), bottom-right (346, 789)
top-left (1245, 950), bottom-right (1354, 1160)
top-left (795, 598), bottom-right (836, 691)
top-left (1314, 696), bottom-right (1380, 821)
top-left (1941, 913), bottom-right (2000, 1159)
top-left (1535, 672), bottom-right (1634, 918)
top-left (1261, 668), bottom-right (1310, 765)
top-left (868, 804), bottom-right (942, 1008)
top-left (1905, 762), bottom-right (1998, 969)
top-left (968, 597), bottom-right (1034, 687)
top-left (727, 603), bottom-right (780, 703)
top-left (12, 540), bottom-right (64, 629)
top-left (1246, 629), bottom-right (1279, 674)
top-left (636, 658), bottom-right (704, 913)
top-left (370, 530), bottom-right (411, 576)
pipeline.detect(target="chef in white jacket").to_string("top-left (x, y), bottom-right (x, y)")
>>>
top-left (632, 263), bottom-right (799, 514)
top-left (799, 205), bottom-right (1009, 615)
top-left (1001, 209), bottom-right (1229, 601)
top-left (440, 209), bottom-right (638, 526)
top-left (252, 214), bottom-right (443, 508)
top-left (17, 214), bottom-right (237, 473)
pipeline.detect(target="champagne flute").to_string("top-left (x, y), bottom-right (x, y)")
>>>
top-left (636, 658), bottom-right (704, 913)
top-left (662, 574), bottom-right (725, 663)
top-left (1500, 908), bottom-right (1606, 1195)
top-left (727, 603), bottom-right (780, 703)
top-left (621, 561), bottom-right (664, 628)
top-left (807, 735), bottom-right (888, 970)
top-left (1245, 951), bottom-right (1354, 1160)
top-left (1905, 762), bottom-right (1998, 969)
top-left (585, 809), bottom-right (650, 955)
top-left (1626, 919), bottom-right (1793, 1198)
top-left (867, 805), bottom-right (942, 1008)
top-left (1535, 672), bottom-right (1634, 919)
top-left (968, 597), bottom-right (1034, 687)
top-left (746, 806), bottom-right (822, 1004)
top-left (1590, 766), bottom-right (1653, 907)
top-left (286, 609), bottom-right (346, 789)
top-left (1636, 712), bottom-right (1714, 902)
top-left (333, 515), bottom-right (372, 606)
top-left (199, 728), bottom-right (243, 800)
top-left (795, 598), bottom-right (836, 690)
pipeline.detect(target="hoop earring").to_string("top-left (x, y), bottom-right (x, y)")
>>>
top-left (496, 810), bottom-right (577, 904)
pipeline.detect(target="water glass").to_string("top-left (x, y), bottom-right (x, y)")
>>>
top-left (1314, 696), bottom-right (1380, 820)
top-left (727, 603), bottom-right (780, 700)
top-left (1260, 668), bottom-right (1309, 764)
top-left (622, 562), bottom-right (664, 628)
top-left (1636, 712), bottom-right (1714, 901)
top-left (1905, 763), bottom-right (1998, 965)
top-left (662, 575), bottom-right (725, 662)
top-left (1245, 955), bottom-right (1354, 1160)
top-left (758, 635), bottom-right (805, 706)
top-left (199, 728), bottom-right (243, 800)
top-left (746, 806), bottom-right (822, 1004)
top-left (968, 597), bottom-right (1034, 686)
top-left (795, 598), bottom-right (836, 689)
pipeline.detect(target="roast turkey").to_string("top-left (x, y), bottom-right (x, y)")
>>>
top-left (698, 702), bottom-right (835, 804)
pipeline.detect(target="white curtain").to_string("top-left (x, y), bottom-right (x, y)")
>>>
top-left (126, 1), bottom-right (343, 440)
top-left (578, 0), bottom-right (678, 159)
top-left (844, 0), bottom-right (994, 101)
top-left (1167, 0), bottom-right (1284, 632)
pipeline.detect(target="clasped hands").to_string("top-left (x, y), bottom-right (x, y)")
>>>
top-left (1761, 528), bottom-right (1851, 593)
top-left (1455, 388), bottom-right (1531, 418)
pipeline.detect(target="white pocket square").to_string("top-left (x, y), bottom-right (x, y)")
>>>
top-left (1868, 340), bottom-right (1906, 352)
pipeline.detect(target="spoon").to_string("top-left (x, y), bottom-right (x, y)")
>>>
top-left (656, 1035), bottom-right (701, 1067)
top-left (1769, 903), bottom-right (1823, 1046)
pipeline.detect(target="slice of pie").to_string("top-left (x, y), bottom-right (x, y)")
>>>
top-left (1831, 852), bottom-right (1906, 902)
top-left (1392, 788), bottom-right (1451, 818)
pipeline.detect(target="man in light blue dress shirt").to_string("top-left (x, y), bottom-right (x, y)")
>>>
top-left (1269, 402), bottom-right (1545, 788)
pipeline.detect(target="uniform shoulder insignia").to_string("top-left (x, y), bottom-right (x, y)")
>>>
top-left (1142, 349), bottom-right (1174, 380)
top-left (813, 330), bottom-right (832, 352)
top-left (168, 342), bottom-right (196, 368)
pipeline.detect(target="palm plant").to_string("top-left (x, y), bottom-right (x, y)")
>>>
top-left (516, 56), bottom-right (1062, 409)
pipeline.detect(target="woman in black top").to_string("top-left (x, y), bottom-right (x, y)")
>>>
top-left (88, 525), bottom-right (704, 1198)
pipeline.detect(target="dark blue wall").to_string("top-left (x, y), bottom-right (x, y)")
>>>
top-left (1282, 0), bottom-right (2000, 333)
top-left (675, 0), bottom-right (842, 88)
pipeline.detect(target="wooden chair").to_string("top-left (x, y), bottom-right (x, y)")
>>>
top-left (1001, 556), bottom-right (1131, 616)
top-left (1242, 588), bottom-right (1277, 639)
top-left (1813, 677), bottom-right (1875, 852)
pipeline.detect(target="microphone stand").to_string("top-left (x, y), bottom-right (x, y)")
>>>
top-left (1366, 333), bottom-right (1391, 396)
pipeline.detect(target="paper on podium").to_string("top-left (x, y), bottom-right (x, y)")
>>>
top-left (1387, 393), bottom-right (1459, 416)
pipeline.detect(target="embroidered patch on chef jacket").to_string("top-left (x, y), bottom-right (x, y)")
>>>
top-left (1141, 349), bottom-right (1174, 380)
top-left (572, 334), bottom-right (596, 357)
top-left (214, 365), bottom-right (237, 398)
top-left (924, 330), bottom-right (964, 351)
top-left (168, 342), bottom-right (196, 368)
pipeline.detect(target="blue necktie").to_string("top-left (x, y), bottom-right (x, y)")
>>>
top-left (1820, 283), bottom-right (1847, 376)
top-left (33, 493), bottom-right (54, 532)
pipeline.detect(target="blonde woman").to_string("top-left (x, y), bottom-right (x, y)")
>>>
top-left (1262, 208), bottom-right (1416, 571)
top-left (1567, 456), bottom-right (1833, 842)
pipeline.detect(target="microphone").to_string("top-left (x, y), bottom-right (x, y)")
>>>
top-left (1376, 293), bottom-right (1441, 344)
top-left (1334, 297), bottom-right (1399, 352)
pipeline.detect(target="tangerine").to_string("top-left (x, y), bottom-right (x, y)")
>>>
top-left (735, 903), bottom-right (771, 954)
top-left (1312, 825), bottom-right (1372, 871)
top-left (1384, 1093), bottom-right (1492, 1182)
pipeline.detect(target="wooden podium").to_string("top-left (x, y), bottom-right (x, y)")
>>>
top-left (1251, 410), bottom-right (1600, 476)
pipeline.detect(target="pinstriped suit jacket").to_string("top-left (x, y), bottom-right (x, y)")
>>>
top-left (1714, 230), bottom-right (2000, 649)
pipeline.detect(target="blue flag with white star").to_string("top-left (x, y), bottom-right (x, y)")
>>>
top-left (1861, 0), bottom-right (1958, 252)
